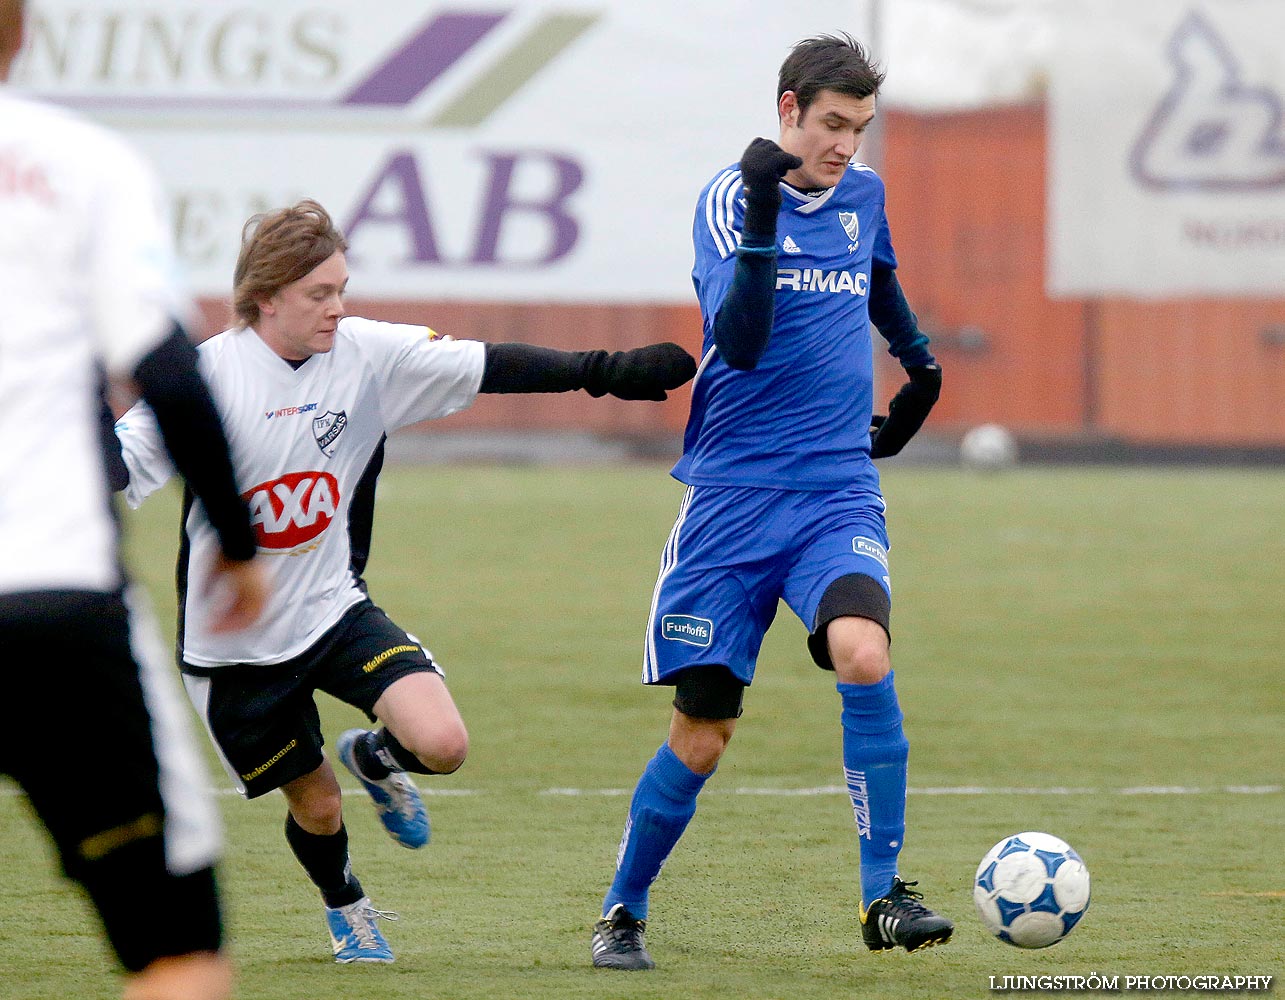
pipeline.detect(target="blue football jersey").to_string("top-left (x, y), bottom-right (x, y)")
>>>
top-left (672, 162), bottom-right (897, 490)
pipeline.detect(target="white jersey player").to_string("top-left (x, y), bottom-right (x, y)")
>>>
top-left (118, 317), bottom-right (484, 668)
top-left (114, 198), bottom-right (696, 964)
top-left (0, 3), bottom-right (267, 999)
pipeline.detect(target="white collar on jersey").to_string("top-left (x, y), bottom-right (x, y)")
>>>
top-left (780, 181), bottom-right (839, 214)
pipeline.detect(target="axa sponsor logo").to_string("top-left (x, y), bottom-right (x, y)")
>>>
top-left (852, 535), bottom-right (889, 571)
top-left (1131, 11), bottom-right (1285, 191)
top-left (660, 614), bottom-right (713, 647)
top-left (776, 267), bottom-right (868, 295)
top-left (243, 471), bottom-right (339, 550)
top-left (264, 401), bottom-right (319, 420)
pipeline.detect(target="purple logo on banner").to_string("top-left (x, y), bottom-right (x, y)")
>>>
top-left (1130, 11), bottom-right (1285, 191)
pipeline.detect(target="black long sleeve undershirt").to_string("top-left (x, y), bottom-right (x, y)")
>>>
top-left (478, 342), bottom-right (609, 395)
top-left (130, 325), bottom-right (256, 562)
top-left (868, 265), bottom-right (935, 368)
top-left (711, 236), bottom-right (778, 371)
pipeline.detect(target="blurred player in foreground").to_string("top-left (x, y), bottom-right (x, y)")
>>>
top-left (590, 34), bottom-right (950, 970)
top-left (0, 2), bottom-right (269, 998)
top-left (115, 199), bottom-right (696, 964)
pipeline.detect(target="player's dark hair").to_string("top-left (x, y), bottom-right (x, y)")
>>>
top-left (778, 33), bottom-right (884, 117)
top-left (232, 199), bottom-right (348, 329)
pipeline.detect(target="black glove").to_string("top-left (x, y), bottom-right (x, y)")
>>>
top-left (739, 137), bottom-right (802, 238)
top-left (581, 342), bottom-right (697, 401)
top-left (869, 364), bottom-right (942, 459)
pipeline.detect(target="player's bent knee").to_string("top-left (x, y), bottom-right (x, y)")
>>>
top-left (669, 665), bottom-right (743, 773)
top-left (284, 777), bottom-right (344, 832)
top-left (807, 573), bottom-right (891, 671)
top-left (827, 618), bottom-right (891, 685)
top-left (398, 721), bottom-right (469, 774)
top-left (669, 713), bottom-right (735, 774)
top-left (424, 731), bottom-right (468, 774)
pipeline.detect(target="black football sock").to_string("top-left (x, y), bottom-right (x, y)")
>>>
top-left (284, 813), bottom-right (364, 908)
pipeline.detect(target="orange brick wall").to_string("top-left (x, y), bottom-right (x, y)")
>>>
top-left (880, 104), bottom-right (1285, 446)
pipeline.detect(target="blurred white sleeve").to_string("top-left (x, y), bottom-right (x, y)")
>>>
top-left (114, 400), bottom-right (175, 508)
top-left (88, 133), bottom-right (193, 377)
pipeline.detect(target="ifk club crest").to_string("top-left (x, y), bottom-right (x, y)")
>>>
top-left (312, 410), bottom-right (348, 457)
top-left (839, 210), bottom-right (860, 251)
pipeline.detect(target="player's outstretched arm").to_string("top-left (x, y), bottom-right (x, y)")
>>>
top-left (711, 138), bottom-right (802, 371)
top-left (477, 342), bottom-right (696, 400)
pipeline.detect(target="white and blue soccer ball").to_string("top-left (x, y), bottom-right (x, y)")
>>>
top-left (974, 832), bottom-right (1090, 948)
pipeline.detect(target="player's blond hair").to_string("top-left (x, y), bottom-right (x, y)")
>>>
top-left (232, 199), bottom-right (348, 329)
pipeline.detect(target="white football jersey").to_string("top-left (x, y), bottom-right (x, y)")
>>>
top-left (0, 93), bottom-right (186, 595)
top-left (116, 319), bottom-right (485, 668)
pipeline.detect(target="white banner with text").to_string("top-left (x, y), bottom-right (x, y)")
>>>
top-left (15, 0), bottom-right (870, 302)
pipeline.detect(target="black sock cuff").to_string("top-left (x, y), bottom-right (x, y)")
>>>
top-left (373, 728), bottom-right (436, 775)
top-left (352, 730), bottom-right (392, 780)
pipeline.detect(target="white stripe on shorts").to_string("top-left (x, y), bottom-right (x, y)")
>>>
top-left (124, 585), bottom-right (223, 875)
top-left (643, 485), bottom-right (695, 683)
top-left (180, 673), bottom-right (246, 799)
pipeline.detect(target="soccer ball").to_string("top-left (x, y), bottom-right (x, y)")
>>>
top-left (960, 423), bottom-right (1018, 471)
top-left (974, 832), bottom-right (1090, 948)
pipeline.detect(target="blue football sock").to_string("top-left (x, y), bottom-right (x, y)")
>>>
top-left (603, 742), bottom-right (712, 919)
top-left (838, 672), bottom-right (910, 909)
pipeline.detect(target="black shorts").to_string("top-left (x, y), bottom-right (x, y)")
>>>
top-left (183, 599), bottom-right (441, 799)
top-left (0, 588), bottom-right (223, 971)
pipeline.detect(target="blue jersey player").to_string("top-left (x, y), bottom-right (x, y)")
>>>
top-left (591, 34), bottom-right (952, 969)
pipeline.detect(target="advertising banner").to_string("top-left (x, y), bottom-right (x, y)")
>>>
top-left (15, 1), bottom-right (870, 302)
top-left (1048, 1), bottom-right (1285, 297)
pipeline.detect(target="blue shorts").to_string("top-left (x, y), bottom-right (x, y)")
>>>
top-left (642, 484), bottom-right (891, 686)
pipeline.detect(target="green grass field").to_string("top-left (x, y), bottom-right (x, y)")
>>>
top-left (3, 464), bottom-right (1282, 998)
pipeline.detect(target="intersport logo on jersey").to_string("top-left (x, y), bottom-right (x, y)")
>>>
top-left (243, 471), bottom-right (340, 551)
